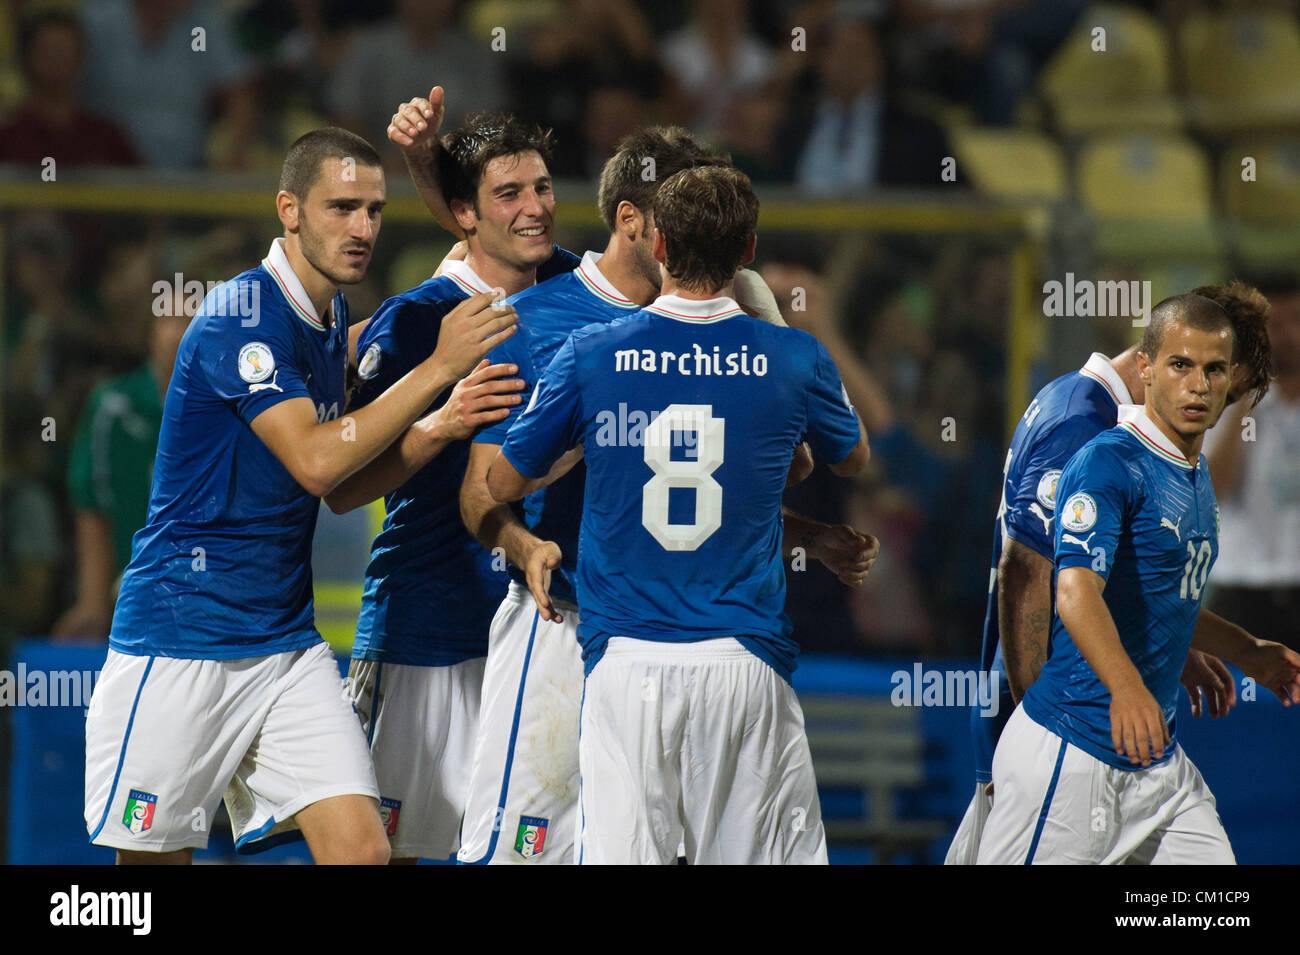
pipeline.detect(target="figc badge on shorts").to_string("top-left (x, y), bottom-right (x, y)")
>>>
top-left (515, 816), bottom-right (548, 858)
top-left (122, 789), bottom-right (157, 834)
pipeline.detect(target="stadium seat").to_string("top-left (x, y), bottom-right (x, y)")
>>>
top-left (950, 127), bottom-right (1067, 202)
top-left (1180, 11), bottom-right (1300, 133)
top-left (1077, 133), bottom-right (1223, 259)
top-left (801, 696), bottom-right (947, 863)
top-left (1220, 137), bottom-right (1300, 264)
top-left (1039, 4), bottom-right (1183, 135)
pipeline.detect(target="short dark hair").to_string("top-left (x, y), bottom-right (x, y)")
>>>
top-left (437, 112), bottom-right (554, 213)
top-left (1139, 293), bottom-right (1235, 363)
top-left (279, 127), bottom-right (382, 199)
top-left (596, 126), bottom-right (730, 232)
top-left (1192, 281), bottom-right (1274, 409)
top-left (654, 165), bottom-right (759, 292)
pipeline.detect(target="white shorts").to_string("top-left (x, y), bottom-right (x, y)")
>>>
top-left (944, 782), bottom-right (992, 865)
top-left (347, 656), bottom-right (485, 860)
top-left (457, 581), bottom-right (585, 865)
top-left (977, 706), bottom-right (1235, 865)
top-left (85, 642), bottom-right (378, 854)
top-left (577, 637), bottom-right (828, 865)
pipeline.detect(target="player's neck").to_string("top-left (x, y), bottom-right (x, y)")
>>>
top-left (1110, 345), bottom-right (1144, 404)
top-left (596, 240), bottom-right (657, 306)
top-left (464, 249), bottom-right (534, 297)
top-left (282, 237), bottom-right (337, 324)
top-left (1142, 402), bottom-right (1203, 463)
top-left (659, 276), bottom-right (735, 303)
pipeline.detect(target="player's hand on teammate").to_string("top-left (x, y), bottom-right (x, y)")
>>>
top-left (1236, 639), bottom-right (1300, 707)
top-left (429, 291), bottom-right (518, 380)
top-left (387, 86), bottom-right (445, 155)
top-left (433, 241), bottom-right (469, 277)
top-left (759, 264), bottom-right (832, 336)
top-left (1109, 680), bottom-right (1171, 767)
top-left (812, 524), bottom-right (880, 587)
top-left (429, 359), bottom-right (525, 442)
top-left (524, 539), bottom-right (564, 624)
top-left (1180, 649), bottom-right (1236, 718)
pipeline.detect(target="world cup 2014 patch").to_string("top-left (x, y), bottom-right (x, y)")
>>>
top-left (122, 790), bottom-right (157, 834)
top-left (379, 797), bottom-right (401, 838)
top-left (515, 816), bottom-right (548, 858)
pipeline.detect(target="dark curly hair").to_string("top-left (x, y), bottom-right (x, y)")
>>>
top-left (437, 112), bottom-right (554, 214)
top-left (1192, 281), bottom-right (1273, 410)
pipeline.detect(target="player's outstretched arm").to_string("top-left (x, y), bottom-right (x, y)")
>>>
top-left (997, 538), bottom-right (1054, 704)
top-left (253, 293), bottom-right (517, 498)
top-left (781, 507), bottom-right (879, 587)
top-left (388, 86), bottom-right (464, 238)
top-left (325, 360), bottom-right (525, 513)
top-left (1192, 609), bottom-right (1300, 706)
top-left (1179, 649), bottom-right (1237, 718)
top-left (1057, 566), bottom-right (1170, 766)
top-left (461, 442), bottom-right (565, 623)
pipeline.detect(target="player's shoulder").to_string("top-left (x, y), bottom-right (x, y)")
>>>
top-left (362, 276), bottom-right (465, 344)
top-left (1061, 424), bottom-right (1142, 485)
top-left (191, 267), bottom-right (287, 341)
top-left (506, 269), bottom-right (579, 308)
top-left (385, 274), bottom-right (466, 311)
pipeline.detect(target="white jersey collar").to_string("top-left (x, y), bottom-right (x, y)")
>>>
top-left (263, 237), bottom-right (331, 332)
top-left (644, 293), bottom-right (747, 324)
top-left (1118, 404), bottom-right (1197, 470)
top-left (1080, 352), bottom-right (1133, 407)
top-left (439, 258), bottom-right (493, 296)
top-left (574, 251), bottom-right (638, 308)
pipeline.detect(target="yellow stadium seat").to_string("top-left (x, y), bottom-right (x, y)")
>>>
top-left (1040, 4), bottom-right (1183, 134)
top-left (1077, 133), bottom-right (1223, 258)
top-left (1220, 137), bottom-right (1300, 265)
top-left (1180, 11), bottom-right (1300, 133)
top-left (950, 127), bottom-right (1067, 201)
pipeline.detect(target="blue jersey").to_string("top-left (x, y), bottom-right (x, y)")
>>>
top-left (1022, 405), bottom-right (1220, 769)
top-left (971, 354), bottom-right (1132, 781)
top-left (351, 251), bottom-right (580, 667)
top-left (499, 293), bottom-right (861, 682)
top-left (111, 239), bottom-right (349, 658)
top-left (475, 251), bottom-right (640, 605)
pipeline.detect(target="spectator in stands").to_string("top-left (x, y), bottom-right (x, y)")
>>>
top-left (0, 398), bottom-right (64, 641)
top-left (51, 302), bottom-right (189, 639)
top-left (1206, 275), bottom-right (1300, 652)
top-left (0, 10), bottom-right (138, 168)
top-left (788, 12), bottom-right (956, 193)
top-left (897, 0), bottom-right (1085, 124)
top-left (504, 0), bottom-right (660, 176)
top-left (661, 0), bottom-right (774, 140)
top-left (79, 0), bottom-right (258, 169)
top-left (327, 0), bottom-right (506, 170)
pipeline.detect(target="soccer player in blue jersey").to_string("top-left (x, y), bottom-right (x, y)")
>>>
top-left (321, 111), bottom-right (582, 864)
top-left (454, 128), bottom-right (873, 865)
top-left (83, 128), bottom-right (519, 864)
top-left (977, 294), bottom-right (1300, 864)
top-left (488, 165), bottom-right (869, 864)
top-left (945, 284), bottom-right (1275, 864)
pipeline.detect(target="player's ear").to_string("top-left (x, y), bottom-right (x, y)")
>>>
top-left (652, 227), bottom-right (667, 266)
top-left (616, 200), bottom-right (642, 241)
top-left (276, 190), bottom-right (299, 232)
top-left (740, 233), bottom-right (757, 268)
top-left (450, 197), bottom-right (478, 235)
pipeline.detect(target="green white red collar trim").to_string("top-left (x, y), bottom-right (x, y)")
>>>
top-left (644, 293), bottom-right (746, 324)
top-left (574, 251), bottom-right (638, 308)
top-left (263, 238), bottom-right (330, 332)
top-left (1117, 404), bottom-right (1196, 469)
top-left (439, 259), bottom-right (492, 297)
top-left (1080, 352), bottom-right (1133, 407)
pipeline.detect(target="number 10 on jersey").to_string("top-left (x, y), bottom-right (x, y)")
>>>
top-left (642, 404), bottom-right (725, 551)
